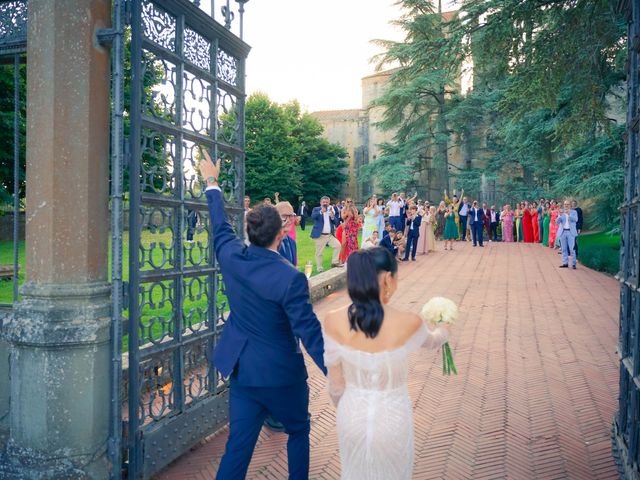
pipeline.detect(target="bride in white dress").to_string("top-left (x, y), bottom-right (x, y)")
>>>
top-left (322, 247), bottom-right (449, 480)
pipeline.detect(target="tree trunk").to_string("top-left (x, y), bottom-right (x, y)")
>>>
top-left (431, 91), bottom-right (449, 194)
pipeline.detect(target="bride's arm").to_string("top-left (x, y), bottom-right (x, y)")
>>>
top-left (422, 325), bottom-right (449, 350)
top-left (327, 364), bottom-right (345, 407)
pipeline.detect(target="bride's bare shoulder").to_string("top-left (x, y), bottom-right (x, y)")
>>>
top-left (385, 306), bottom-right (423, 332)
top-left (322, 304), bottom-right (350, 335)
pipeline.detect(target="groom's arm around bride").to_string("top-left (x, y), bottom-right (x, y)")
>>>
top-left (199, 152), bottom-right (326, 480)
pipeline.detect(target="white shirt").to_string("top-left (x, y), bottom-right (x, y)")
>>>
top-left (490, 210), bottom-right (496, 223)
top-left (362, 239), bottom-right (378, 250)
top-left (387, 200), bottom-right (402, 216)
top-left (459, 203), bottom-right (469, 216)
top-left (474, 208), bottom-right (479, 221)
top-left (322, 209), bottom-right (331, 234)
top-left (563, 212), bottom-right (570, 229)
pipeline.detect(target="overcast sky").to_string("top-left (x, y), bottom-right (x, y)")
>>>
top-left (204, 1), bottom-right (459, 113)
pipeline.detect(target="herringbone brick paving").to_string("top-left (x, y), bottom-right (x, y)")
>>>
top-left (156, 241), bottom-right (620, 479)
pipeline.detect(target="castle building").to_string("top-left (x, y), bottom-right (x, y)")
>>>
top-left (310, 68), bottom-right (467, 203)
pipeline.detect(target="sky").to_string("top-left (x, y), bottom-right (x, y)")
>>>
top-left (204, 1), bottom-right (459, 113)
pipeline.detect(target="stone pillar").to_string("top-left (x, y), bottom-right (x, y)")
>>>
top-left (1, 0), bottom-right (112, 478)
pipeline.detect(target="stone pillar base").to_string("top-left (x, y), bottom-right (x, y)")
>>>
top-left (1, 282), bottom-right (111, 480)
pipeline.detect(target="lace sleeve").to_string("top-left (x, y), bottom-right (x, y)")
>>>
top-left (405, 324), bottom-right (449, 352)
top-left (422, 325), bottom-right (449, 349)
top-left (327, 365), bottom-right (345, 407)
top-left (322, 333), bottom-right (345, 406)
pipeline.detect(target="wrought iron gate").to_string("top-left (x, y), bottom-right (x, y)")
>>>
top-left (122, 0), bottom-right (249, 478)
top-left (614, 1), bottom-right (640, 478)
top-left (0, 1), bottom-right (26, 308)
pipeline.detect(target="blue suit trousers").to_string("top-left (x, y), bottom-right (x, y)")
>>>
top-left (216, 380), bottom-right (310, 480)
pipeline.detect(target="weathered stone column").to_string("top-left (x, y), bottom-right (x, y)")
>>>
top-left (1, 0), bottom-right (112, 478)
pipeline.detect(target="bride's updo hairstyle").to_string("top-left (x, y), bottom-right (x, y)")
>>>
top-left (347, 247), bottom-right (397, 339)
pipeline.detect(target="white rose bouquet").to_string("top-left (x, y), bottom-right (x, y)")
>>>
top-left (420, 296), bottom-right (458, 375)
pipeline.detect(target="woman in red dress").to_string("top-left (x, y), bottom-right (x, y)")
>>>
top-left (522, 201), bottom-right (534, 243)
top-left (531, 202), bottom-right (540, 243)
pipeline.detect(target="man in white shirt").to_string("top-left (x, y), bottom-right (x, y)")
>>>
top-left (489, 205), bottom-right (500, 241)
top-left (387, 193), bottom-right (404, 232)
top-left (554, 200), bottom-right (578, 269)
top-left (469, 200), bottom-right (486, 247)
top-left (310, 196), bottom-right (342, 272)
top-left (459, 196), bottom-right (470, 241)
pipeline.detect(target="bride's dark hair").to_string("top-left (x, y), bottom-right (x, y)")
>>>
top-left (347, 247), bottom-right (397, 339)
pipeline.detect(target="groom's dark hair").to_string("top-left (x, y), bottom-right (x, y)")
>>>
top-left (246, 204), bottom-right (282, 247)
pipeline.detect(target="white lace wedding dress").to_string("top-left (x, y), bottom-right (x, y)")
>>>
top-left (324, 324), bottom-right (448, 480)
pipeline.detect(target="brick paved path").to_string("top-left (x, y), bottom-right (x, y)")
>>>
top-left (157, 242), bottom-right (620, 479)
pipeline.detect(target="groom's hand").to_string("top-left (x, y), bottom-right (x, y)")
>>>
top-left (199, 148), bottom-right (221, 187)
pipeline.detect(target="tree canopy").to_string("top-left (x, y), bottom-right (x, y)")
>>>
top-left (363, 0), bottom-right (627, 229)
top-left (244, 93), bottom-right (348, 207)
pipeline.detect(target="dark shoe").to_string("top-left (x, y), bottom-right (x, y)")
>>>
top-left (411, 258), bottom-right (416, 261)
top-left (264, 415), bottom-right (286, 432)
top-left (473, 244), bottom-right (477, 247)
top-left (559, 264), bottom-right (568, 268)
top-left (479, 245), bottom-right (484, 247)
top-left (572, 265), bottom-right (577, 270)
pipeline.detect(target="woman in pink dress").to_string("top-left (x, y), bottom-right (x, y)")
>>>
top-left (548, 202), bottom-right (559, 248)
top-left (415, 205), bottom-right (428, 255)
top-left (501, 204), bottom-right (514, 242)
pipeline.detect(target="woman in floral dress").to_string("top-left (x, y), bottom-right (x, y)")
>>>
top-left (501, 204), bottom-right (514, 242)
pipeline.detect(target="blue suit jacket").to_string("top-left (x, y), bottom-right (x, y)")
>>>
top-left (310, 206), bottom-right (339, 239)
top-left (206, 188), bottom-right (326, 387)
top-left (380, 231), bottom-right (397, 256)
top-left (405, 215), bottom-right (422, 236)
top-left (468, 208), bottom-right (486, 225)
top-left (554, 209), bottom-right (578, 237)
top-left (278, 235), bottom-right (297, 266)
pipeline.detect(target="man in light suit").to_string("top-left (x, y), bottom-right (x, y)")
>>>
top-left (469, 201), bottom-right (486, 247)
top-left (199, 152), bottom-right (326, 480)
top-left (310, 196), bottom-right (342, 272)
top-left (555, 199), bottom-right (579, 269)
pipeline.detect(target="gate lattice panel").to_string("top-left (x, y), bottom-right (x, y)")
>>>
top-left (615, 1), bottom-right (640, 478)
top-left (126, 1), bottom-right (249, 477)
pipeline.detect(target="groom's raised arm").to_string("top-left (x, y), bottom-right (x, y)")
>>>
top-left (204, 187), bottom-right (245, 263)
top-left (283, 271), bottom-right (327, 375)
top-left (200, 151), bottom-right (244, 264)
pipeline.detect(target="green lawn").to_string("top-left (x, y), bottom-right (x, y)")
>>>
top-left (578, 231), bottom-right (620, 275)
top-left (0, 226), bottom-right (351, 347)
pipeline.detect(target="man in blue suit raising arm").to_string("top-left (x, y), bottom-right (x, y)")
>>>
top-left (199, 152), bottom-right (326, 480)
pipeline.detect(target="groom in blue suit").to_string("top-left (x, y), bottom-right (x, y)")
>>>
top-left (200, 152), bottom-right (327, 479)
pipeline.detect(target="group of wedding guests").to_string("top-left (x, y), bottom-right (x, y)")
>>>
top-left (254, 190), bottom-right (584, 275)
top-left (307, 192), bottom-right (441, 270)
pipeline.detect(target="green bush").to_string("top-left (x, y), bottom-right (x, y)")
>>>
top-left (578, 232), bottom-right (620, 275)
